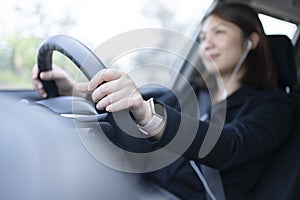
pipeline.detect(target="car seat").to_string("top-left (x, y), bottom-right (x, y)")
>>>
top-left (253, 35), bottom-right (300, 200)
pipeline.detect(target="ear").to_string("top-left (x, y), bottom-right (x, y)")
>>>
top-left (247, 32), bottom-right (260, 50)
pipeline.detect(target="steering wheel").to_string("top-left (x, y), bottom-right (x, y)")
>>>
top-left (37, 34), bottom-right (107, 98)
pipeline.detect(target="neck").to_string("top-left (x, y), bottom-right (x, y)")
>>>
top-left (212, 70), bottom-right (244, 104)
top-left (212, 43), bottom-right (251, 104)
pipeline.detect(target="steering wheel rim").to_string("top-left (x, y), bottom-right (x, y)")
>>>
top-left (37, 34), bottom-right (107, 98)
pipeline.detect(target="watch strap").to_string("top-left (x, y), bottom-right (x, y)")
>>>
top-left (137, 98), bottom-right (165, 136)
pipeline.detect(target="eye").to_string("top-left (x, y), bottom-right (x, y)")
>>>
top-left (199, 34), bottom-right (206, 42)
top-left (215, 29), bottom-right (226, 35)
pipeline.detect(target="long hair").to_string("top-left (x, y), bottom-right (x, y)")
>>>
top-left (201, 3), bottom-right (277, 89)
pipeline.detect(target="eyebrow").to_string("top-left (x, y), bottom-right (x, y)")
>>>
top-left (200, 23), bottom-right (227, 35)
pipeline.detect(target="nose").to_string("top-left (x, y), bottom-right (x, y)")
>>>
top-left (199, 36), bottom-right (214, 57)
top-left (200, 35), bottom-right (214, 51)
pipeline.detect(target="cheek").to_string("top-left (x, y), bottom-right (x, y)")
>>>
top-left (219, 39), bottom-right (244, 62)
top-left (198, 47), bottom-right (211, 65)
top-left (224, 45), bottom-right (244, 66)
top-left (200, 48), bottom-right (243, 75)
top-left (198, 47), bottom-right (218, 74)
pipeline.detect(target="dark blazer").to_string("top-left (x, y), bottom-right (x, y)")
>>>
top-left (143, 85), bottom-right (293, 200)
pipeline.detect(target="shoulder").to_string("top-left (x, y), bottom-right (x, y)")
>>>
top-left (227, 85), bottom-right (292, 112)
top-left (242, 88), bottom-right (294, 121)
top-left (230, 86), bottom-right (294, 120)
top-left (251, 88), bottom-right (292, 105)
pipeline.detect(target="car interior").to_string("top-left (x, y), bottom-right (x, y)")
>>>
top-left (1, 0), bottom-right (300, 199)
top-left (253, 34), bottom-right (300, 199)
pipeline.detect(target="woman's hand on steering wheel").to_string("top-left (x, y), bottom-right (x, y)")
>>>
top-left (75, 69), bottom-right (152, 126)
top-left (32, 64), bottom-right (76, 98)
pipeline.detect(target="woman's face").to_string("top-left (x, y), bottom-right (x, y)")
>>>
top-left (199, 15), bottom-right (246, 77)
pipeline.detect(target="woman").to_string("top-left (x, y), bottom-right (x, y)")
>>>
top-left (33, 3), bottom-right (293, 199)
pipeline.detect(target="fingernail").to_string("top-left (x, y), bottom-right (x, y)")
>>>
top-left (96, 104), bottom-right (102, 110)
top-left (106, 105), bottom-right (111, 112)
top-left (41, 73), bottom-right (46, 79)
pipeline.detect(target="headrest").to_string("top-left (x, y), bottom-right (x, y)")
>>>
top-left (267, 34), bottom-right (297, 92)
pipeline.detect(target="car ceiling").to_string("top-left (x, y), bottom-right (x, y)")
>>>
top-left (222, 0), bottom-right (300, 24)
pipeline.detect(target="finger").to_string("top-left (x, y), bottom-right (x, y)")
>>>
top-left (95, 88), bottom-right (126, 110)
top-left (32, 72), bottom-right (47, 98)
top-left (91, 79), bottom-right (120, 102)
top-left (95, 94), bottom-right (112, 111)
top-left (36, 86), bottom-right (47, 98)
top-left (32, 79), bottom-right (43, 90)
top-left (40, 90), bottom-right (47, 98)
top-left (40, 70), bottom-right (66, 81)
top-left (88, 69), bottom-right (122, 91)
top-left (91, 72), bottom-right (135, 102)
top-left (106, 98), bottom-right (128, 112)
top-left (32, 64), bottom-right (39, 79)
top-left (95, 87), bottom-right (138, 111)
top-left (95, 86), bottom-right (127, 110)
top-left (75, 82), bottom-right (90, 93)
top-left (106, 95), bottom-right (142, 113)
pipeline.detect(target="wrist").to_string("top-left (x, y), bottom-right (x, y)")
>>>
top-left (133, 100), bottom-right (152, 126)
top-left (137, 98), bottom-right (166, 136)
top-left (137, 100), bottom-right (153, 126)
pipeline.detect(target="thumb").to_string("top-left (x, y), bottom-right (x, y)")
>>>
top-left (40, 70), bottom-right (64, 81)
top-left (75, 82), bottom-right (90, 93)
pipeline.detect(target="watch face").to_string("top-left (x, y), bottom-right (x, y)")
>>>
top-left (154, 101), bottom-right (165, 117)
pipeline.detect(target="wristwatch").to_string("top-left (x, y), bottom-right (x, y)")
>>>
top-left (137, 98), bottom-right (165, 136)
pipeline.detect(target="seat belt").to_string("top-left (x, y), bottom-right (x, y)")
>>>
top-left (190, 90), bottom-right (226, 200)
top-left (200, 164), bottom-right (226, 200)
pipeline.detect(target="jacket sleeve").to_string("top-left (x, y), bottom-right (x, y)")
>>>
top-left (158, 91), bottom-right (294, 169)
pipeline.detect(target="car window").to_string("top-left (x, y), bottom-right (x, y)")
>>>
top-left (0, 0), bottom-right (214, 90)
top-left (258, 13), bottom-right (298, 40)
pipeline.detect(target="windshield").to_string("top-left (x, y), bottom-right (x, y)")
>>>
top-left (0, 0), bottom-right (214, 89)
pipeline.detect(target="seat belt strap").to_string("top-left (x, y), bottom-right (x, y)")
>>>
top-left (189, 160), bottom-right (226, 200)
top-left (193, 90), bottom-right (226, 200)
top-left (200, 164), bottom-right (226, 200)
top-left (190, 160), bottom-right (217, 200)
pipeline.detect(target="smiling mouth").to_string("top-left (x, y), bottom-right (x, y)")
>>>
top-left (207, 53), bottom-right (219, 61)
top-left (210, 53), bottom-right (219, 59)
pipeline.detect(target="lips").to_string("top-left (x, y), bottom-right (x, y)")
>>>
top-left (205, 52), bottom-right (220, 62)
top-left (209, 53), bottom-right (219, 59)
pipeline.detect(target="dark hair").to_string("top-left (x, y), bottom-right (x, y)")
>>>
top-left (202, 3), bottom-right (277, 89)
